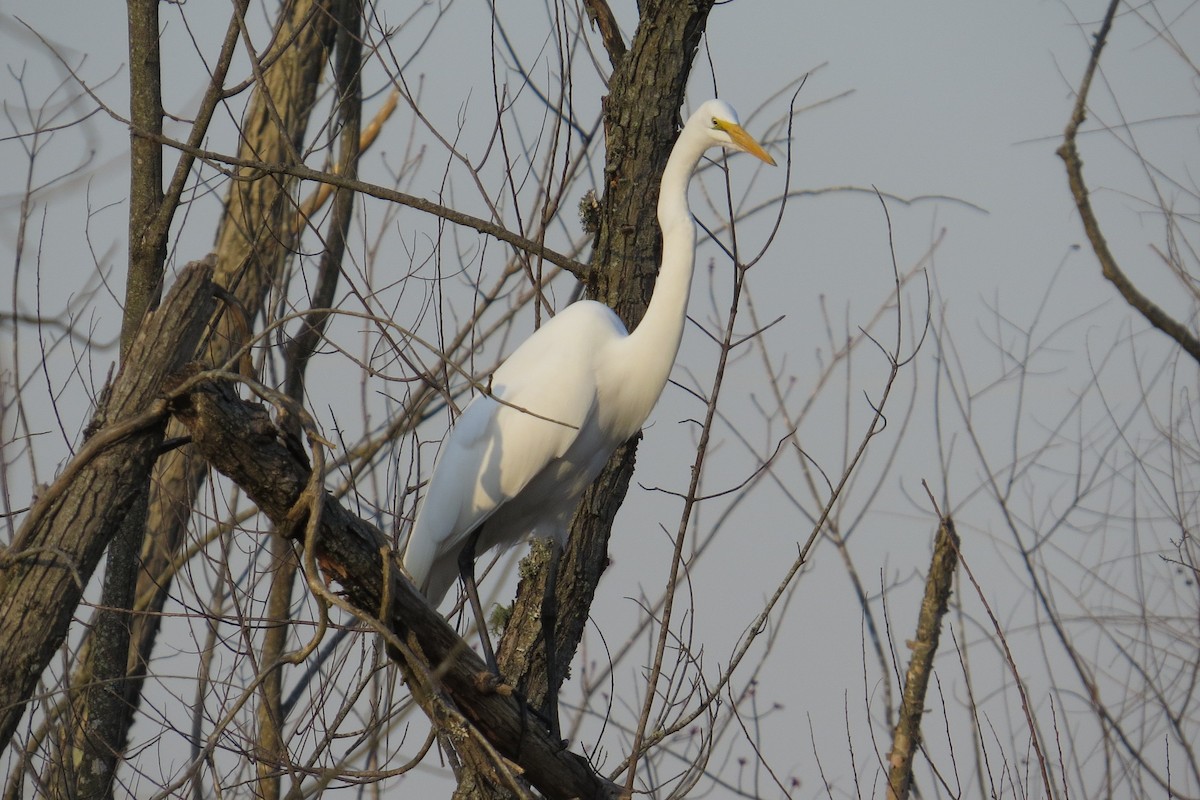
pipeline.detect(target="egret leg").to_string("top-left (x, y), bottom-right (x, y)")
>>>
top-left (458, 529), bottom-right (498, 674)
top-left (541, 541), bottom-right (563, 742)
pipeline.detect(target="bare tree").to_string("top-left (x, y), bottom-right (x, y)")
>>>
top-left (20, 0), bottom-right (1196, 798)
top-left (4, 0), bottom-right (899, 796)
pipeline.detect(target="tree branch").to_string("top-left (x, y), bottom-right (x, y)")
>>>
top-left (1057, 0), bottom-right (1200, 366)
top-left (142, 130), bottom-right (591, 281)
top-left (582, 0), bottom-right (626, 67)
top-left (121, 0), bottom-right (166, 351)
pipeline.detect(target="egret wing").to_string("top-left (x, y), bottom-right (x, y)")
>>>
top-left (403, 304), bottom-right (611, 595)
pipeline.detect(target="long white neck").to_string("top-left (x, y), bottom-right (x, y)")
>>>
top-left (609, 124), bottom-right (712, 431)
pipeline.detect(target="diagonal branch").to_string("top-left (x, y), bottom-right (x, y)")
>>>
top-left (582, 0), bottom-right (626, 67)
top-left (1057, 0), bottom-right (1200, 366)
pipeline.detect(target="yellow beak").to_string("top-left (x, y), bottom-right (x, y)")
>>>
top-left (719, 121), bottom-right (777, 166)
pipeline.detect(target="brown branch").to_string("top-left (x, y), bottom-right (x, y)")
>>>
top-left (168, 377), bottom-right (625, 800)
top-left (207, 0), bottom-right (340, 343)
top-left (1056, 0), bottom-right (1200, 366)
top-left (121, 0), bottom-right (166, 352)
top-left (582, 0), bottom-right (626, 67)
top-left (284, 0), bottom-right (362, 401)
top-left (887, 513), bottom-right (959, 800)
top-left (153, 3), bottom-right (244, 255)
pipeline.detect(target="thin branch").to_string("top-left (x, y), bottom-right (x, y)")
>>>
top-left (143, 128), bottom-right (590, 279)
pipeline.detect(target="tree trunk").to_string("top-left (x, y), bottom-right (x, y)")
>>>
top-left (0, 259), bottom-right (216, 746)
top-left (47, 1), bottom-right (170, 793)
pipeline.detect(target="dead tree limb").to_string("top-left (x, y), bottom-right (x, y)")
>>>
top-left (582, 0), bottom-right (626, 67)
top-left (887, 515), bottom-right (959, 800)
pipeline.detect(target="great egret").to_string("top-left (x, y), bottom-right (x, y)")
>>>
top-left (403, 99), bottom-right (774, 731)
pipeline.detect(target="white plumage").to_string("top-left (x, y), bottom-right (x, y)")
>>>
top-left (403, 99), bottom-right (775, 618)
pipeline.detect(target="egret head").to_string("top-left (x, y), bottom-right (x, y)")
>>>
top-left (689, 99), bottom-right (776, 166)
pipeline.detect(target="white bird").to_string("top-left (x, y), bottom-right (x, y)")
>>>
top-left (403, 99), bottom-right (775, 726)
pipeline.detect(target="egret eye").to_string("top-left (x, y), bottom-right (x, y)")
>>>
top-left (711, 117), bottom-right (720, 128)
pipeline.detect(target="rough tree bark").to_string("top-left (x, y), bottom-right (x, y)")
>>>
top-left (0, 259), bottom-right (216, 747)
top-left (120, 0), bottom-right (167, 351)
